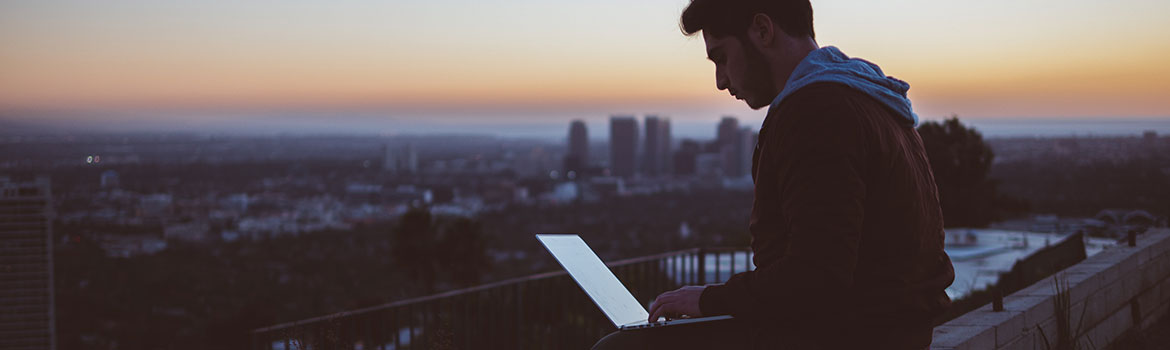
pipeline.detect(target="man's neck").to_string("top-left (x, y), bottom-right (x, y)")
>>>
top-left (769, 38), bottom-right (820, 97)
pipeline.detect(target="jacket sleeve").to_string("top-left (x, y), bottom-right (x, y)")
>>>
top-left (699, 87), bottom-right (869, 324)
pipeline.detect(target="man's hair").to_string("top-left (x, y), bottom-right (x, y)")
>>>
top-left (680, 0), bottom-right (814, 40)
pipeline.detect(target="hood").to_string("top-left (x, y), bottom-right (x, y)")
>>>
top-left (768, 46), bottom-right (919, 127)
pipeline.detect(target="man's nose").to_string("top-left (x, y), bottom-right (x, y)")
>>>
top-left (716, 75), bottom-right (729, 91)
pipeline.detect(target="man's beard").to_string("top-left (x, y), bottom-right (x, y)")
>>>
top-left (741, 39), bottom-right (778, 110)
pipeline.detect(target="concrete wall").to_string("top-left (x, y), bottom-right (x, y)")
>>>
top-left (932, 228), bottom-right (1170, 350)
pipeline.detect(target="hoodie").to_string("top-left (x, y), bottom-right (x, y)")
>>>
top-left (698, 48), bottom-right (954, 349)
top-left (769, 46), bottom-right (919, 127)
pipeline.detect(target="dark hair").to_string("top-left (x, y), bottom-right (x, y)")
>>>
top-left (680, 0), bottom-right (814, 40)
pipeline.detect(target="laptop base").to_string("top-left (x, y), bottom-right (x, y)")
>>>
top-left (619, 315), bottom-right (734, 331)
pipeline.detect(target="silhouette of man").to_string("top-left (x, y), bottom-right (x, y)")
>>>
top-left (592, 1), bottom-right (955, 349)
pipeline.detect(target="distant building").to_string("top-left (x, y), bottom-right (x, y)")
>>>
top-left (138, 193), bottom-right (173, 218)
top-left (740, 127), bottom-right (758, 177)
top-left (543, 182), bottom-right (580, 203)
top-left (1030, 214), bottom-right (1062, 233)
top-left (643, 115), bottom-right (672, 177)
top-left (609, 116), bottom-right (638, 178)
top-left (99, 235), bottom-right (167, 258)
top-left (164, 221), bottom-right (211, 242)
top-left (564, 120), bottom-right (589, 175)
top-left (382, 144), bottom-right (397, 172)
top-left (588, 176), bottom-right (626, 197)
top-left (673, 139), bottom-right (701, 176)
top-left (696, 152), bottom-right (723, 178)
top-left (717, 116), bottom-right (739, 148)
top-left (717, 117), bottom-right (747, 178)
top-left (1096, 209), bottom-right (1157, 228)
top-left (404, 144), bottom-right (418, 173)
top-left (100, 170), bottom-right (119, 189)
top-left (0, 177), bottom-right (56, 350)
top-left (382, 143), bottom-right (419, 174)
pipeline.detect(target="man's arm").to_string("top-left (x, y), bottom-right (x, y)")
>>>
top-left (700, 86), bottom-right (869, 323)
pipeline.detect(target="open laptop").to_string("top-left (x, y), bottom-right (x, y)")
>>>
top-left (536, 234), bottom-right (733, 330)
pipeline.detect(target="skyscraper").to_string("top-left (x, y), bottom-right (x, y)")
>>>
top-left (403, 143), bottom-right (418, 174)
top-left (740, 127), bottom-right (758, 177)
top-left (662, 118), bottom-right (673, 174)
top-left (1, 177), bottom-right (55, 350)
top-left (642, 115), bottom-right (672, 177)
top-left (717, 116), bottom-right (740, 149)
top-left (382, 144), bottom-right (397, 173)
top-left (382, 143), bottom-right (418, 174)
top-left (564, 120), bottom-right (589, 174)
top-left (609, 116), bottom-right (638, 178)
top-left (673, 139), bottom-right (701, 176)
top-left (717, 117), bottom-right (745, 178)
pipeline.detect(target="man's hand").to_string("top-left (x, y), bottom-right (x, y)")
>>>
top-left (647, 285), bottom-right (705, 322)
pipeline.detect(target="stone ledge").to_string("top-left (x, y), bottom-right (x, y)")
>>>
top-left (932, 229), bottom-right (1170, 350)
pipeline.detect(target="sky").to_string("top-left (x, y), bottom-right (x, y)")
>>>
top-left (1, 0), bottom-right (1169, 136)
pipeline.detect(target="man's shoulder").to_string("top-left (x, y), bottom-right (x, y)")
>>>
top-left (773, 82), bottom-right (875, 117)
top-left (765, 82), bottom-right (874, 136)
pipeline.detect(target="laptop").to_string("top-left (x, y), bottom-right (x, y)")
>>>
top-left (536, 234), bottom-right (734, 331)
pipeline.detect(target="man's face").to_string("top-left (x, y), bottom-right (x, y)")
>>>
top-left (702, 31), bottom-right (777, 110)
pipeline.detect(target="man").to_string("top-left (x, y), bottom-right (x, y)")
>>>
top-left (592, 1), bottom-right (955, 349)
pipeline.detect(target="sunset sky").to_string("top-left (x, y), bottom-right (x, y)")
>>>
top-left (1, 0), bottom-right (1168, 135)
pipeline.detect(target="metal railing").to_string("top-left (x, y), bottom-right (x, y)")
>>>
top-left (250, 247), bottom-right (754, 350)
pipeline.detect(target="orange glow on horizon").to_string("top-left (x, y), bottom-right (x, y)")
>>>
top-left (2, 0), bottom-right (1169, 121)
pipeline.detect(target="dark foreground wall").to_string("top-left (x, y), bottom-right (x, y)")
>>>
top-left (932, 228), bottom-right (1170, 349)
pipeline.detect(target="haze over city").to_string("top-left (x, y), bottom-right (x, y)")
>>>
top-left (2, 0), bottom-right (1169, 137)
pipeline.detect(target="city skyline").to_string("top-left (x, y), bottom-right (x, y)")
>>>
top-left (2, 0), bottom-right (1169, 131)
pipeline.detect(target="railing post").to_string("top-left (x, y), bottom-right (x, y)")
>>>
top-left (697, 248), bottom-right (706, 285)
top-left (394, 308), bottom-right (402, 350)
top-left (714, 251), bottom-right (721, 282)
top-left (992, 287), bottom-right (1004, 312)
top-left (514, 283), bottom-right (523, 349)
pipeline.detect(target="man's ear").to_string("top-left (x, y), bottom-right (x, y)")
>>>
top-left (747, 13), bottom-right (776, 49)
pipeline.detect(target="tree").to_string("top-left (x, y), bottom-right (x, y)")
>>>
top-left (437, 217), bottom-right (492, 287)
top-left (391, 208), bottom-right (493, 291)
top-left (918, 116), bottom-right (1024, 227)
top-left (392, 208), bottom-right (438, 292)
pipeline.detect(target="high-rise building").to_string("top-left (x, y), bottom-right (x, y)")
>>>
top-left (717, 116), bottom-right (740, 148)
top-left (564, 120), bottom-right (589, 175)
top-left (642, 116), bottom-right (672, 177)
top-left (662, 118), bottom-right (673, 174)
top-left (717, 117), bottom-right (745, 178)
top-left (1, 177), bottom-right (55, 350)
top-left (609, 116), bottom-right (638, 178)
top-left (673, 139), bottom-right (702, 176)
top-left (403, 144), bottom-right (418, 173)
top-left (382, 144), bottom-right (397, 173)
top-left (382, 143), bottom-right (418, 174)
top-left (740, 127), bottom-right (758, 177)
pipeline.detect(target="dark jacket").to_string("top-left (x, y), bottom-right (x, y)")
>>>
top-left (699, 82), bottom-right (955, 349)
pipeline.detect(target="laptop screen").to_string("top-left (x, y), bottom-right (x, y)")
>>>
top-left (536, 234), bottom-right (649, 327)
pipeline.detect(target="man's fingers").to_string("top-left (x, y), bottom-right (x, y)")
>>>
top-left (649, 300), bottom-right (677, 323)
top-left (649, 297), bottom-right (669, 322)
top-left (648, 293), bottom-right (670, 322)
top-left (649, 302), bottom-right (668, 322)
top-left (647, 300), bottom-right (661, 323)
top-left (648, 288), bottom-right (686, 322)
